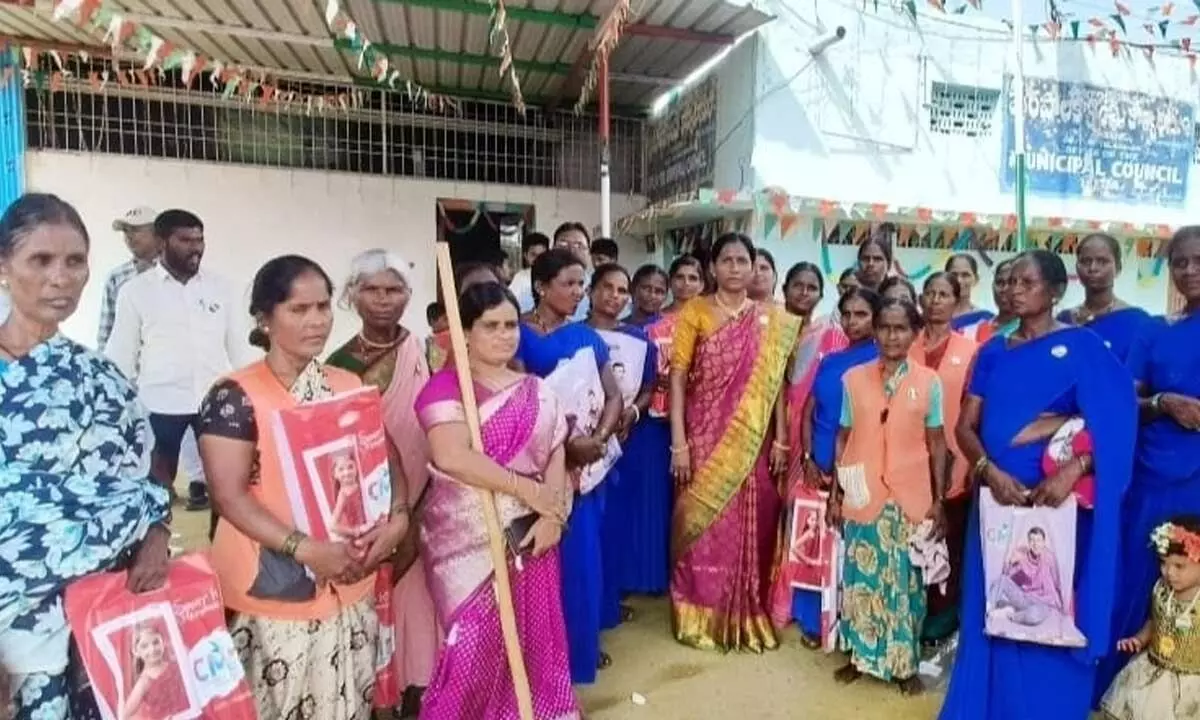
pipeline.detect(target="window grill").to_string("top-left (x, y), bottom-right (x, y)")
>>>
top-left (928, 81), bottom-right (1001, 138)
top-left (23, 58), bottom-right (644, 194)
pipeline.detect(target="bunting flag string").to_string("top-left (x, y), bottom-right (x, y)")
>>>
top-left (574, 0), bottom-right (633, 113)
top-left (617, 188), bottom-right (1172, 280)
top-left (877, 0), bottom-right (1200, 66)
top-left (42, 0), bottom-right (458, 113)
top-left (487, 0), bottom-right (526, 115)
top-left (322, 0), bottom-right (458, 113)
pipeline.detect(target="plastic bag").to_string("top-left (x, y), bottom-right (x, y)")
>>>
top-left (271, 386), bottom-right (393, 542)
top-left (63, 553), bottom-right (257, 720)
top-left (372, 564), bottom-right (399, 709)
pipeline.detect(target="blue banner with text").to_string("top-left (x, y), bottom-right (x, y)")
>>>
top-left (1002, 77), bottom-right (1194, 207)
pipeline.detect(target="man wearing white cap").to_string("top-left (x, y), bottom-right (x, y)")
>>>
top-left (99, 205), bottom-right (160, 348)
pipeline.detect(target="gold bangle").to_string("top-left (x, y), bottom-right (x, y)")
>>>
top-left (281, 530), bottom-right (307, 558)
top-left (772, 441), bottom-right (791, 451)
top-left (973, 455), bottom-right (990, 479)
top-left (670, 445), bottom-right (688, 455)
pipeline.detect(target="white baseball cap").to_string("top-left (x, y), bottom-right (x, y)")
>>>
top-left (112, 206), bottom-right (157, 231)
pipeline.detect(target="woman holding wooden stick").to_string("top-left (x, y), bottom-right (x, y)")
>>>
top-left (416, 281), bottom-right (580, 719)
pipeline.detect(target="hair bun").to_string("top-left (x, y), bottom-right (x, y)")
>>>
top-left (248, 327), bottom-right (270, 350)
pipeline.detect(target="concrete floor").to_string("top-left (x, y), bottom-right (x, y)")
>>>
top-left (173, 508), bottom-right (940, 720)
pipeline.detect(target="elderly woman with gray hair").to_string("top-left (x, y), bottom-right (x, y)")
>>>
top-left (325, 249), bottom-right (438, 717)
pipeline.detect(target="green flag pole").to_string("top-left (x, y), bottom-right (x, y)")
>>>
top-left (1012, 0), bottom-right (1028, 251)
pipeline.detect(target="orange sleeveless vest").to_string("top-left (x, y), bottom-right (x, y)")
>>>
top-left (839, 361), bottom-right (938, 524)
top-left (210, 361), bottom-right (375, 621)
top-left (909, 331), bottom-right (978, 498)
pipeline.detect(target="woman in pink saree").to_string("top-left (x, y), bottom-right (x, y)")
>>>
top-left (416, 282), bottom-right (580, 720)
top-left (767, 262), bottom-right (849, 641)
top-left (326, 249), bottom-right (439, 715)
top-left (669, 234), bottom-right (802, 652)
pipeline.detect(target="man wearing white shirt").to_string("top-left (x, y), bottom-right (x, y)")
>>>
top-left (105, 209), bottom-right (252, 511)
top-left (509, 231), bottom-right (549, 313)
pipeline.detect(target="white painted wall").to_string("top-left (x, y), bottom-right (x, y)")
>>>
top-left (748, 0), bottom-right (1199, 226)
top-left (25, 152), bottom-right (647, 350)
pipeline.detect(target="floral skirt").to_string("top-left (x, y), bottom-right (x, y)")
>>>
top-left (229, 597), bottom-right (379, 720)
top-left (839, 502), bottom-right (925, 682)
top-left (1100, 651), bottom-right (1200, 719)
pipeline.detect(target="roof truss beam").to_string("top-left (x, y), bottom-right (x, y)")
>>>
top-left (370, 0), bottom-right (736, 44)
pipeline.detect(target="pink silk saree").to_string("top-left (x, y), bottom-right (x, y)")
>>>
top-left (670, 303), bottom-right (801, 653)
top-left (415, 370), bottom-right (579, 720)
top-left (767, 315), bottom-right (849, 630)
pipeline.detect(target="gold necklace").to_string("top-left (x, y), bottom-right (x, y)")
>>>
top-left (1076, 298), bottom-right (1116, 324)
top-left (357, 327), bottom-right (401, 350)
top-left (531, 308), bottom-right (566, 334)
top-left (713, 292), bottom-right (750, 318)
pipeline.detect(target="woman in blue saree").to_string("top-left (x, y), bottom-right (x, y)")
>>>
top-left (1055, 232), bottom-right (1151, 362)
top-left (0, 194), bottom-right (171, 719)
top-left (946, 253), bottom-right (996, 339)
top-left (585, 263), bottom-right (659, 629)
top-left (939, 250), bottom-right (1137, 720)
top-left (517, 248), bottom-right (622, 684)
top-left (791, 287), bottom-right (880, 646)
top-left (612, 265), bottom-right (671, 596)
top-left (1098, 226), bottom-right (1200, 698)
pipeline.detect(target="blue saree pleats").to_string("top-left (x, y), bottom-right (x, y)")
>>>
top-left (561, 488), bottom-right (603, 684)
top-left (939, 328), bottom-right (1136, 720)
top-left (614, 417), bottom-right (672, 595)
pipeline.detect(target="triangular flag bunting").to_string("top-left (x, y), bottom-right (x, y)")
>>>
top-left (1115, 0), bottom-right (1131, 15)
top-left (1070, 19), bottom-right (1081, 37)
top-left (902, 0), bottom-right (917, 21)
top-left (1110, 13), bottom-right (1127, 32)
top-left (1183, 37), bottom-right (1193, 50)
top-left (1029, 23), bottom-right (1040, 36)
top-left (1159, 19), bottom-right (1170, 34)
top-left (779, 214), bottom-right (800, 239)
top-left (1184, 13), bottom-right (1200, 23)
top-left (763, 211), bottom-right (782, 238)
top-left (1164, 1), bottom-right (1176, 14)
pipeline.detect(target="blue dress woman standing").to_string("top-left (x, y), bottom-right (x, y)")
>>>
top-left (1097, 227), bottom-right (1200, 698)
top-left (1055, 232), bottom-right (1152, 363)
top-left (516, 248), bottom-right (622, 684)
top-left (608, 265), bottom-right (672, 597)
top-left (939, 250), bottom-right (1137, 720)
top-left (792, 288), bottom-right (880, 643)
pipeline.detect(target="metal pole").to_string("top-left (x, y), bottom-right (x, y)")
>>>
top-left (599, 54), bottom-right (611, 237)
top-left (1012, 0), bottom-right (1028, 251)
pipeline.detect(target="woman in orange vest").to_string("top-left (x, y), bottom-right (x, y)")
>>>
top-left (829, 297), bottom-right (949, 695)
top-left (199, 256), bottom-right (411, 719)
top-left (913, 272), bottom-right (979, 645)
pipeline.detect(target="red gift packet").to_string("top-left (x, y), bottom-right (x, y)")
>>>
top-left (271, 386), bottom-right (393, 542)
top-left (63, 553), bottom-right (257, 720)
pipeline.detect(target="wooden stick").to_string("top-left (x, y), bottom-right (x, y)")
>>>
top-left (434, 242), bottom-right (535, 720)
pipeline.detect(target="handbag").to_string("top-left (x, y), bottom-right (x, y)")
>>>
top-left (247, 548), bottom-right (317, 602)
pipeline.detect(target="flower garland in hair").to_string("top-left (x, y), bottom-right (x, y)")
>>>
top-left (1151, 521), bottom-right (1200, 563)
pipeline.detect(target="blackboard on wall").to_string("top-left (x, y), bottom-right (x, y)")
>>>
top-left (645, 76), bottom-right (718, 202)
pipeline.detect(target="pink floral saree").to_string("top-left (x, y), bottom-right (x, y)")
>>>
top-left (670, 301), bottom-right (801, 652)
top-left (415, 369), bottom-right (579, 720)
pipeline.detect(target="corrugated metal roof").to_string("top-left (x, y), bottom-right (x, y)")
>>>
top-left (0, 0), bottom-right (772, 110)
